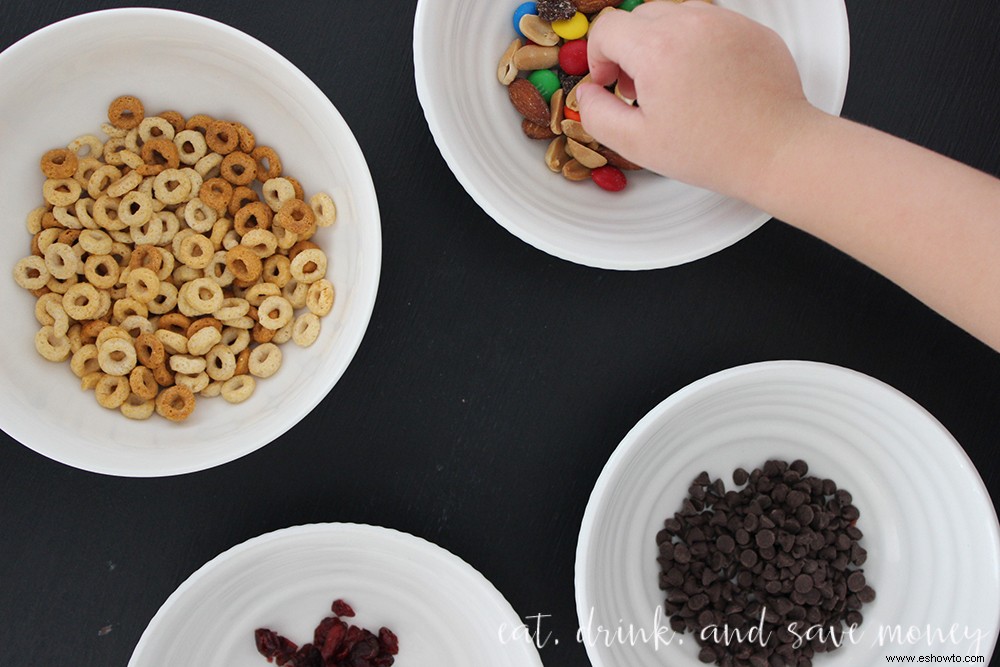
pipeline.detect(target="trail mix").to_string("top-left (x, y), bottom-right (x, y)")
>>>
top-left (13, 95), bottom-right (338, 422)
top-left (657, 460), bottom-right (875, 666)
top-left (498, 0), bottom-right (707, 192)
top-left (255, 598), bottom-right (399, 667)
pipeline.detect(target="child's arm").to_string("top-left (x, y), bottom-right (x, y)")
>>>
top-left (579, 2), bottom-right (1000, 351)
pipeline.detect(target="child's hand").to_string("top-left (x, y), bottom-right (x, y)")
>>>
top-left (578, 1), bottom-right (816, 199)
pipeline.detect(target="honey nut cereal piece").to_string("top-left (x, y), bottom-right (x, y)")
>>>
top-left (120, 393), bottom-right (155, 420)
top-left (135, 331), bottom-right (165, 368)
top-left (262, 177), bottom-right (296, 212)
top-left (284, 176), bottom-right (305, 201)
top-left (186, 316), bottom-right (223, 338)
top-left (39, 210), bottom-right (62, 231)
top-left (188, 325), bottom-right (223, 356)
top-left (306, 279), bottom-right (335, 317)
top-left (157, 111), bottom-right (185, 133)
top-left (234, 201), bottom-right (273, 236)
top-left (35, 325), bottom-right (72, 361)
top-left (169, 354), bottom-right (207, 375)
top-left (248, 342), bottom-right (282, 378)
top-left (108, 95), bottom-right (145, 130)
top-left (252, 321), bottom-right (276, 344)
top-left (14, 256), bottom-right (50, 291)
top-left (129, 244), bottom-right (163, 272)
top-left (151, 362), bottom-right (175, 388)
top-left (155, 384), bottom-right (196, 422)
top-left (43, 178), bottom-right (83, 208)
top-left (153, 168), bottom-right (193, 205)
top-left (177, 233), bottom-right (214, 269)
top-left (310, 192), bottom-right (337, 227)
top-left (70, 344), bottom-right (101, 378)
top-left (199, 177), bottom-right (233, 213)
top-left (68, 134), bottom-right (104, 160)
top-left (62, 282), bottom-right (103, 320)
top-left (41, 148), bottom-right (79, 179)
top-left (228, 185), bottom-right (259, 217)
top-left (56, 226), bottom-right (82, 244)
top-left (221, 374), bottom-right (255, 404)
top-left (274, 198), bottom-right (315, 236)
top-left (234, 122), bottom-right (255, 153)
top-left (84, 254), bottom-right (120, 290)
top-left (175, 370), bottom-right (210, 394)
top-left (81, 319), bottom-right (110, 343)
top-left (205, 120), bottom-right (239, 154)
top-left (220, 151), bottom-right (256, 186)
top-left (98, 337), bottom-right (137, 376)
top-left (225, 245), bottom-right (263, 283)
top-left (289, 248), bottom-right (327, 284)
top-left (257, 295), bottom-right (294, 331)
top-left (262, 254), bottom-right (292, 288)
top-left (155, 329), bottom-right (188, 355)
top-left (157, 312), bottom-right (192, 335)
top-left (185, 114), bottom-right (214, 134)
top-left (138, 137), bottom-right (181, 176)
top-left (251, 146), bottom-right (282, 181)
top-left (128, 365), bottom-right (159, 401)
top-left (292, 312), bottom-right (321, 347)
top-left (126, 267), bottom-right (160, 303)
top-left (95, 374), bottom-right (130, 409)
top-left (234, 346), bottom-right (251, 375)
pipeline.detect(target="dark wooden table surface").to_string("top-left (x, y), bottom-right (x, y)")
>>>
top-left (1, 1), bottom-right (998, 665)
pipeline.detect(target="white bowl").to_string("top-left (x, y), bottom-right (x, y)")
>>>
top-left (414, 0), bottom-right (850, 269)
top-left (0, 9), bottom-right (381, 476)
top-left (576, 361), bottom-right (1000, 666)
top-left (129, 523), bottom-right (544, 666)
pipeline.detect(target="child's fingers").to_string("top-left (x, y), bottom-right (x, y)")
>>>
top-left (586, 10), bottom-right (640, 86)
top-left (576, 82), bottom-right (644, 158)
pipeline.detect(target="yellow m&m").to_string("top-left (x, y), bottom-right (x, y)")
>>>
top-left (551, 12), bottom-right (588, 40)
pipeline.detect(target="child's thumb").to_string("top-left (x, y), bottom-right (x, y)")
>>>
top-left (576, 82), bottom-right (642, 158)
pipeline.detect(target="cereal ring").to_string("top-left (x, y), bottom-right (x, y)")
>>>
top-left (284, 176), bottom-right (305, 201)
top-left (119, 314), bottom-right (154, 338)
top-left (95, 375), bottom-right (130, 409)
top-left (262, 177), bottom-right (296, 212)
top-left (252, 146), bottom-right (282, 181)
top-left (272, 320), bottom-right (294, 345)
top-left (274, 198), bottom-right (316, 236)
top-left (96, 325), bottom-right (130, 349)
top-left (134, 331), bottom-right (166, 368)
top-left (174, 129), bottom-right (208, 166)
top-left (101, 121), bottom-right (127, 138)
top-left (220, 152), bottom-right (256, 186)
top-left (108, 95), bottom-right (145, 130)
top-left (157, 110), bottom-right (185, 133)
top-left (248, 342), bottom-right (282, 378)
top-left (106, 170), bottom-right (143, 198)
top-left (257, 295), bottom-right (294, 331)
top-left (175, 371), bottom-right (210, 394)
top-left (221, 327), bottom-right (251, 355)
top-left (80, 371), bottom-right (104, 391)
top-left (34, 325), bottom-right (71, 362)
top-left (306, 279), bottom-right (335, 316)
top-left (228, 185), bottom-right (259, 217)
top-left (102, 136), bottom-right (129, 166)
top-left (126, 267), bottom-right (160, 303)
top-left (84, 254), bottom-right (120, 290)
top-left (32, 228), bottom-right (61, 256)
top-left (26, 206), bottom-right (46, 234)
top-left (14, 256), bottom-right (50, 290)
top-left (153, 168), bottom-right (193, 205)
top-left (205, 120), bottom-right (239, 154)
top-left (43, 178), bottom-right (82, 207)
top-left (70, 344), bottom-right (101, 378)
top-left (169, 354), bottom-right (207, 375)
top-left (53, 205), bottom-right (83, 230)
top-left (225, 245), bottom-right (263, 283)
top-left (62, 283), bottom-right (102, 320)
top-left (73, 159), bottom-right (103, 193)
top-left (220, 374), bottom-right (255, 404)
top-left (183, 198), bottom-right (218, 234)
top-left (130, 214), bottom-right (164, 246)
top-left (80, 319), bottom-right (110, 343)
top-left (45, 299), bottom-right (70, 338)
top-left (199, 178), bottom-right (233, 213)
top-left (79, 230), bottom-right (112, 256)
top-left (209, 217), bottom-right (233, 248)
top-left (155, 385), bottom-right (195, 422)
top-left (205, 250), bottom-right (234, 287)
top-left (93, 195), bottom-right (126, 231)
top-left (234, 347), bottom-right (251, 376)
top-left (233, 201), bottom-right (273, 236)
top-left (310, 192), bottom-right (337, 227)
top-left (222, 229), bottom-right (242, 250)
top-left (201, 381), bottom-right (224, 398)
top-left (139, 137), bottom-right (181, 176)
top-left (57, 228), bottom-right (82, 246)
top-left (244, 282), bottom-right (280, 307)
top-left (43, 243), bottom-right (78, 281)
top-left (282, 280), bottom-right (310, 309)
top-left (120, 149), bottom-right (144, 170)
top-left (262, 254), bottom-right (292, 288)
top-left (181, 277), bottom-right (224, 315)
top-left (214, 298), bottom-right (250, 322)
top-left (34, 293), bottom-right (63, 327)
top-left (292, 312), bottom-right (321, 347)
top-left (289, 248), bottom-right (327, 284)
top-left (120, 393), bottom-right (155, 420)
top-left (157, 312), bottom-right (192, 335)
top-left (151, 362), bottom-right (175, 388)
top-left (147, 280), bottom-right (179, 315)
top-left (188, 325), bottom-right (223, 356)
top-left (194, 152), bottom-right (224, 179)
top-left (40, 148), bottom-right (79, 179)
top-left (240, 229), bottom-right (278, 259)
top-left (185, 114), bottom-right (214, 134)
top-left (252, 321), bottom-right (276, 344)
top-left (98, 337), bottom-right (137, 376)
top-left (155, 329), bottom-right (188, 356)
top-left (112, 297), bottom-right (149, 323)
top-left (128, 244), bottom-right (163, 273)
top-left (172, 265), bottom-right (202, 287)
top-left (138, 116), bottom-right (176, 143)
top-left (177, 233), bottom-right (214, 270)
top-left (47, 274), bottom-right (80, 296)
top-left (234, 122), bottom-right (256, 153)
top-left (68, 135), bottom-right (104, 160)
top-left (87, 164), bottom-right (122, 199)
top-left (186, 316), bottom-right (223, 338)
top-left (118, 190), bottom-right (154, 227)
top-left (75, 197), bottom-right (98, 230)
top-left (181, 167), bottom-right (204, 200)
top-left (204, 343), bottom-right (236, 382)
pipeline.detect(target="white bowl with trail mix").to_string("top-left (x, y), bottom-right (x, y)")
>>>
top-left (0, 9), bottom-right (381, 476)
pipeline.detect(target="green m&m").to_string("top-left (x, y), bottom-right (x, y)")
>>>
top-left (619, 0), bottom-right (644, 11)
top-left (528, 69), bottom-right (561, 103)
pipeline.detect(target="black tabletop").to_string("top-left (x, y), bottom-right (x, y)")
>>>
top-left (1, 1), bottom-right (998, 666)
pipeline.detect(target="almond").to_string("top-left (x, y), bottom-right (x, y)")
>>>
top-left (509, 78), bottom-right (551, 127)
top-left (573, 0), bottom-right (619, 14)
top-left (522, 118), bottom-right (557, 140)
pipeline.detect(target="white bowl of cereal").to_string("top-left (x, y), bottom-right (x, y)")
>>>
top-left (414, 0), bottom-right (850, 269)
top-left (0, 9), bottom-right (381, 476)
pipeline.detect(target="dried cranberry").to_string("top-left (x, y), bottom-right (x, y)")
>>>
top-left (255, 628), bottom-right (281, 659)
top-left (378, 627), bottom-right (399, 655)
top-left (331, 599), bottom-right (356, 617)
top-left (320, 620), bottom-right (347, 660)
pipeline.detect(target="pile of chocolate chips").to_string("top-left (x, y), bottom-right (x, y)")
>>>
top-left (657, 460), bottom-right (875, 667)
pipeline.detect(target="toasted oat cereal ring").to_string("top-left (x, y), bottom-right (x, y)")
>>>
top-left (227, 185), bottom-right (259, 217)
top-left (96, 325), bottom-right (130, 348)
top-left (188, 325), bottom-right (223, 357)
top-left (175, 370), bottom-right (210, 394)
top-left (41, 148), bottom-right (79, 179)
top-left (201, 381), bottom-right (224, 398)
top-left (54, 206), bottom-right (83, 230)
top-left (70, 344), bottom-right (101, 378)
top-left (35, 293), bottom-right (62, 326)
top-left (169, 354), bottom-right (207, 375)
top-left (67, 323), bottom-right (84, 353)
top-left (287, 176), bottom-right (307, 200)
top-left (120, 393), bottom-right (155, 420)
top-left (225, 245), bottom-right (263, 283)
top-left (155, 329), bottom-right (188, 356)
top-left (306, 279), bottom-right (335, 317)
top-left (134, 331), bottom-right (165, 368)
top-left (47, 274), bottom-right (79, 296)
top-left (98, 337), bottom-right (137, 376)
top-left (43, 178), bottom-right (82, 208)
top-left (157, 110), bottom-right (185, 133)
top-left (273, 320), bottom-right (294, 345)
top-left (73, 158), bottom-right (104, 192)
top-left (244, 282), bottom-right (280, 307)
top-left (112, 297), bottom-right (149, 323)
top-left (221, 374), bottom-right (255, 404)
top-left (233, 201), bottom-right (273, 236)
top-left (257, 295), bottom-right (294, 331)
top-left (205, 120), bottom-right (239, 154)
top-left (310, 192), bottom-right (337, 227)
top-left (292, 312), bottom-right (321, 347)
top-left (220, 151), bottom-right (256, 186)
top-left (184, 198), bottom-right (218, 234)
top-left (107, 170), bottom-right (143, 199)
top-left (274, 198), bottom-right (316, 236)
top-left (155, 384), bottom-right (195, 421)
top-left (79, 229), bottom-right (113, 256)
top-left (118, 190), bottom-right (154, 228)
top-left (26, 206), bottom-right (47, 234)
top-left (87, 164), bottom-right (122, 199)
top-left (213, 298), bottom-right (250, 323)
top-left (120, 149), bottom-right (144, 170)
top-left (102, 136), bottom-right (129, 166)
top-left (252, 322), bottom-right (276, 344)
top-left (35, 325), bottom-right (72, 362)
top-left (194, 152), bottom-right (223, 179)
top-left (262, 254), bottom-right (292, 289)
top-left (138, 116), bottom-right (176, 144)
top-left (222, 314), bottom-right (255, 329)
top-left (248, 342), bottom-right (282, 378)
top-left (148, 280), bottom-right (179, 315)
top-left (205, 250), bottom-right (234, 287)
top-left (32, 228), bottom-right (61, 256)
top-left (140, 137), bottom-right (180, 172)
top-left (177, 233), bottom-right (214, 270)
top-left (126, 267), bottom-right (160, 303)
top-left (251, 146), bottom-right (282, 181)
top-left (288, 240), bottom-right (321, 262)
top-left (289, 248), bottom-right (327, 284)
top-left (39, 211), bottom-right (62, 231)
top-left (45, 299), bottom-right (70, 338)
top-left (130, 214), bottom-right (164, 246)
top-left (74, 197), bottom-right (98, 230)
top-left (119, 314), bottom-right (154, 338)
top-left (108, 95), bottom-right (145, 130)
top-left (93, 195), bottom-right (126, 231)
top-left (240, 229), bottom-right (278, 259)
top-left (79, 371), bottom-right (103, 391)
top-left (174, 129), bottom-right (208, 166)
top-left (14, 256), bottom-right (50, 290)
top-left (63, 282), bottom-right (102, 320)
top-left (95, 374), bottom-right (130, 409)
top-left (210, 216), bottom-right (233, 247)
top-left (262, 177), bottom-right (295, 212)
top-left (182, 277), bottom-right (224, 315)
top-left (183, 113), bottom-right (213, 133)
top-left (43, 242), bottom-right (78, 281)
top-left (81, 319), bottom-right (110, 344)
top-left (282, 280), bottom-right (309, 309)
top-left (205, 343), bottom-right (236, 382)
top-left (222, 327), bottom-right (251, 357)
top-left (199, 177), bottom-right (233, 213)
top-left (68, 135), bottom-right (104, 160)
top-left (152, 168), bottom-right (193, 205)
top-left (222, 229), bottom-right (242, 251)
top-left (84, 254), bottom-right (120, 290)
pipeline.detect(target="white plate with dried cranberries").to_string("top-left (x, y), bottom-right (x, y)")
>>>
top-left (576, 361), bottom-right (999, 666)
top-left (414, 0), bottom-right (849, 269)
top-left (129, 523), bottom-right (543, 666)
